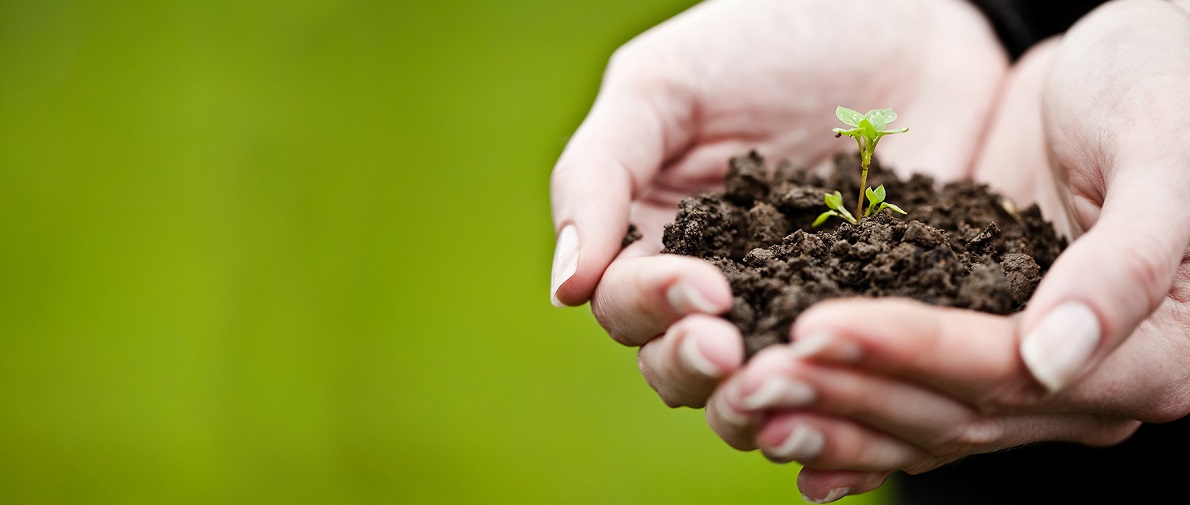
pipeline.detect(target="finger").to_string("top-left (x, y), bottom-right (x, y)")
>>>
top-left (797, 468), bottom-right (891, 504)
top-left (705, 370), bottom-right (766, 452)
top-left (790, 298), bottom-right (1044, 410)
top-left (756, 409), bottom-right (1135, 475)
top-left (591, 255), bottom-right (731, 347)
top-left (1017, 184), bottom-right (1190, 393)
top-left (705, 393), bottom-right (756, 451)
top-left (755, 411), bottom-right (926, 471)
top-left (723, 345), bottom-right (985, 451)
top-left (637, 315), bottom-right (744, 408)
top-left (548, 51), bottom-right (694, 307)
top-left (1027, 0), bottom-right (1190, 391)
top-left (721, 337), bottom-right (1138, 454)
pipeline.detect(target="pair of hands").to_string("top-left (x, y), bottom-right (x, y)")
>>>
top-left (549, 0), bottom-right (1190, 501)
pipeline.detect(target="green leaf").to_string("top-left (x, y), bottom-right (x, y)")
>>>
top-left (824, 191), bottom-right (843, 210)
top-left (865, 108), bottom-right (897, 131)
top-left (865, 186), bottom-right (885, 206)
top-left (857, 118), bottom-right (878, 140)
top-left (873, 184), bottom-right (886, 202)
top-left (835, 106), bottom-right (863, 127)
top-left (880, 202), bottom-right (908, 215)
top-left (813, 210), bottom-right (837, 227)
top-left (837, 205), bottom-right (857, 224)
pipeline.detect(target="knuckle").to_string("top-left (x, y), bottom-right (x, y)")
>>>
top-left (1116, 237), bottom-right (1173, 310)
top-left (952, 418), bottom-right (1006, 449)
top-left (930, 418), bottom-right (1005, 457)
top-left (606, 42), bottom-right (655, 84)
top-left (548, 160), bottom-right (583, 196)
top-left (972, 382), bottom-right (1046, 416)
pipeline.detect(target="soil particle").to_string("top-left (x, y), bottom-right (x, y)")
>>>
top-left (662, 151), bottom-right (1067, 359)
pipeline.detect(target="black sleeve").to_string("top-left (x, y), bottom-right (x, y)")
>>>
top-left (893, 416), bottom-right (1190, 504)
top-left (967, 0), bottom-right (1110, 59)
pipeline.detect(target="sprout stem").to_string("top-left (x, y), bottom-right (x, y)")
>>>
top-left (857, 161), bottom-right (869, 224)
top-left (854, 135), bottom-right (870, 224)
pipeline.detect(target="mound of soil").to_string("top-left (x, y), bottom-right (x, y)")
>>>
top-left (661, 151), bottom-right (1066, 359)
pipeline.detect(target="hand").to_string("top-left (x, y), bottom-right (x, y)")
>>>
top-left (549, 0), bottom-right (1008, 408)
top-left (706, 1), bottom-right (1190, 500)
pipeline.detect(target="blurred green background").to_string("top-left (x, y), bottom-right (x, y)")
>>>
top-left (0, 1), bottom-right (889, 503)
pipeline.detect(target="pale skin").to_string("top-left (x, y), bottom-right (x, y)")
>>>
top-left (549, 0), bottom-right (1190, 502)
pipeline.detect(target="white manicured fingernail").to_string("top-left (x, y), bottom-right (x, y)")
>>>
top-left (712, 388), bottom-right (750, 427)
top-left (790, 332), bottom-right (861, 362)
top-left (1021, 302), bottom-right (1101, 393)
top-left (667, 281), bottom-right (719, 314)
top-left (741, 377), bottom-right (816, 410)
top-left (679, 334), bottom-right (721, 378)
top-left (766, 423), bottom-right (824, 462)
top-left (549, 225), bottom-right (579, 307)
top-left (803, 487), bottom-right (852, 504)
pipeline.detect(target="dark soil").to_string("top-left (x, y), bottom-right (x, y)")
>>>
top-left (661, 151), bottom-right (1066, 359)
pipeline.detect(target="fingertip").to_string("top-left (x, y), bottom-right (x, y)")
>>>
top-left (793, 298), bottom-right (918, 334)
top-left (757, 414), bottom-right (826, 464)
top-left (593, 255), bottom-right (733, 346)
top-left (790, 298), bottom-right (879, 340)
top-left (549, 224), bottom-right (580, 307)
top-left (797, 468), bottom-right (889, 504)
top-left (706, 384), bottom-right (759, 451)
top-left (548, 217), bottom-right (633, 307)
top-left (678, 314), bottom-right (745, 376)
top-left (789, 298), bottom-right (919, 362)
top-left (638, 315), bottom-right (743, 408)
top-left (1019, 300), bottom-right (1102, 393)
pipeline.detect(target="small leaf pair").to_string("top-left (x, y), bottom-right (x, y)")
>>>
top-left (813, 185), bottom-right (907, 227)
top-left (864, 185), bottom-right (906, 217)
top-left (813, 191), bottom-right (857, 226)
top-left (833, 107), bottom-right (909, 140)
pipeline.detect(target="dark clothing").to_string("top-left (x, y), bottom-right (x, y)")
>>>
top-left (967, 0), bottom-right (1109, 58)
top-left (894, 1), bottom-right (1190, 502)
top-left (893, 416), bottom-right (1190, 503)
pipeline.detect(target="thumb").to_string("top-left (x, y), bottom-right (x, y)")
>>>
top-left (548, 55), bottom-right (692, 307)
top-left (1019, 172), bottom-right (1190, 393)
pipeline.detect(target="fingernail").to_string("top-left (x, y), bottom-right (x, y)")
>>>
top-left (550, 225), bottom-right (579, 307)
top-left (790, 332), bottom-right (861, 362)
top-left (1021, 302), bottom-right (1101, 393)
top-left (764, 423), bottom-right (825, 462)
top-left (803, 487), bottom-right (852, 504)
top-left (679, 334), bottom-right (721, 378)
top-left (740, 377), bottom-right (816, 410)
top-left (712, 386), bottom-right (750, 427)
top-left (667, 281), bottom-right (719, 314)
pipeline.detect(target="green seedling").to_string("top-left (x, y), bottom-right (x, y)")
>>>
top-left (812, 184), bottom-right (905, 227)
top-left (815, 106), bottom-right (909, 226)
top-left (813, 190), bottom-right (856, 226)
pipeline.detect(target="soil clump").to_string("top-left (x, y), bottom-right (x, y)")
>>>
top-left (661, 152), bottom-right (1066, 358)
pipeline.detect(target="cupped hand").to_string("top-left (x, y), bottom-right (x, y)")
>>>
top-left (549, 0), bottom-right (1008, 408)
top-left (706, 1), bottom-right (1190, 501)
